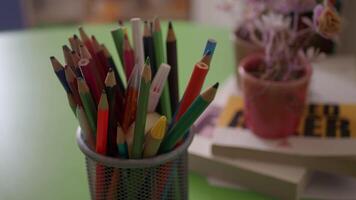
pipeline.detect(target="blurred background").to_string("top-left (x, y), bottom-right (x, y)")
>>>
top-left (0, 0), bottom-right (355, 56)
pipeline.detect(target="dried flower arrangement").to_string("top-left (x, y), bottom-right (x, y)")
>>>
top-left (220, 0), bottom-right (342, 81)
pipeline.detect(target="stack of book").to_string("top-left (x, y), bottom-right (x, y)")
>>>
top-left (188, 56), bottom-right (356, 200)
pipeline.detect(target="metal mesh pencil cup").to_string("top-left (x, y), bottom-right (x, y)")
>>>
top-left (76, 128), bottom-right (193, 200)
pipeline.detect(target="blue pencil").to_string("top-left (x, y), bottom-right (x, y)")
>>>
top-left (50, 56), bottom-right (71, 93)
top-left (203, 39), bottom-right (217, 56)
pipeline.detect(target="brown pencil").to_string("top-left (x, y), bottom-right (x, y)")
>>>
top-left (166, 21), bottom-right (179, 112)
top-left (63, 45), bottom-right (75, 71)
top-left (64, 66), bottom-right (82, 106)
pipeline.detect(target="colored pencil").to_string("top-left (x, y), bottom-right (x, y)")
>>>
top-left (143, 21), bottom-right (157, 76)
top-left (95, 91), bottom-right (109, 200)
top-left (69, 34), bottom-right (80, 53)
top-left (92, 35), bottom-right (110, 83)
top-left (123, 32), bottom-right (135, 80)
top-left (71, 51), bottom-right (83, 77)
top-left (76, 106), bottom-right (95, 148)
top-left (101, 44), bottom-right (126, 94)
top-left (78, 58), bottom-right (101, 105)
top-left (63, 45), bottom-right (76, 71)
top-left (79, 27), bottom-right (95, 56)
top-left (96, 90), bottom-right (109, 155)
top-left (66, 93), bottom-right (77, 114)
top-left (116, 125), bottom-right (128, 158)
top-left (131, 18), bottom-right (145, 73)
top-left (143, 116), bottom-right (167, 158)
top-left (105, 69), bottom-right (118, 156)
top-left (111, 26), bottom-right (125, 66)
top-left (121, 65), bottom-right (140, 132)
top-left (174, 62), bottom-right (209, 121)
top-left (160, 83), bottom-right (218, 153)
top-left (201, 39), bottom-right (217, 66)
top-left (153, 18), bottom-right (172, 121)
top-left (148, 63), bottom-right (171, 112)
top-left (50, 56), bottom-right (71, 94)
top-left (77, 77), bottom-right (97, 135)
top-left (64, 66), bottom-right (82, 106)
top-left (79, 44), bottom-right (104, 89)
top-left (166, 21), bottom-right (179, 112)
top-left (131, 62), bottom-right (151, 159)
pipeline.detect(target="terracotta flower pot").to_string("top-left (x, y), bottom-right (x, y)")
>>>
top-left (238, 53), bottom-right (312, 138)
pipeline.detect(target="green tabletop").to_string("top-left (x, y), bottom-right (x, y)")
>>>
top-left (0, 21), bottom-right (271, 200)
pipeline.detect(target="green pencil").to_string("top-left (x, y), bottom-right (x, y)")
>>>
top-left (111, 27), bottom-right (125, 66)
top-left (131, 62), bottom-right (152, 159)
top-left (153, 18), bottom-right (172, 121)
top-left (159, 83), bottom-right (219, 153)
top-left (77, 77), bottom-right (97, 135)
top-left (76, 106), bottom-right (95, 149)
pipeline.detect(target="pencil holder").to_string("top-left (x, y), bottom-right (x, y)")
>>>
top-left (76, 127), bottom-right (193, 200)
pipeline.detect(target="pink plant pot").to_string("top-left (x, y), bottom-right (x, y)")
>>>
top-left (238, 53), bottom-right (312, 139)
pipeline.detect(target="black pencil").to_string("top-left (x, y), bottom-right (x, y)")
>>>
top-left (143, 21), bottom-right (157, 76)
top-left (105, 68), bottom-right (118, 156)
top-left (166, 21), bottom-right (179, 112)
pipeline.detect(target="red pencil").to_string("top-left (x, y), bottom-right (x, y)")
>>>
top-left (95, 91), bottom-right (109, 200)
top-left (123, 33), bottom-right (135, 80)
top-left (79, 44), bottom-right (104, 92)
top-left (96, 90), bottom-right (109, 155)
top-left (92, 36), bottom-right (110, 82)
top-left (174, 62), bottom-right (209, 121)
top-left (78, 58), bottom-right (101, 105)
top-left (79, 27), bottom-right (95, 56)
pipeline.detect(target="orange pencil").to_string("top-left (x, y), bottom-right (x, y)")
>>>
top-left (174, 62), bottom-right (209, 121)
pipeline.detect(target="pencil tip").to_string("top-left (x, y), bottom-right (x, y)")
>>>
top-left (62, 45), bottom-right (70, 50)
top-left (118, 20), bottom-right (124, 26)
top-left (145, 57), bottom-right (150, 65)
top-left (213, 82), bottom-right (219, 89)
top-left (50, 56), bottom-right (55, 60)
top-left (168, 21), bottom-right (173, 29)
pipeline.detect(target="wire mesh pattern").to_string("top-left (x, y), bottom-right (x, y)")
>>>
top-left (77, 128), bottom-right (192, 200)
top-left (85, 153), bottom-right (188, 200)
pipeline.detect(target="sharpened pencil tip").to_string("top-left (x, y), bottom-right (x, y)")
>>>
top-left (213, 82), bottom-right (219, 89)
top-left (118, 20), bottom-right (124, 26)
top-left (168, 21), bottom-right (173, 29)
top-left (145, 57), bottom-right (150, 65)
top-left (50, 56), bottom-right (55, 60)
